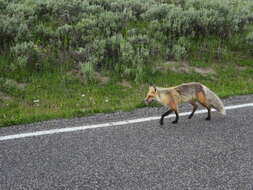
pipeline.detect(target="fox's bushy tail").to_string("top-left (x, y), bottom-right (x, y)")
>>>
top-left (202, 85), bottom-right (226, 115)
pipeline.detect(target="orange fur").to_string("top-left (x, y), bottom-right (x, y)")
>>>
top-left (168, 100), bottom-right (177, 111)
top-left (145, 82), bottom-right (225, 124)
top-left (197, 91), bottom-right (206, 105)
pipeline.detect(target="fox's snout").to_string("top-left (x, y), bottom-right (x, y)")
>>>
top-left (144, 97), bottom-right (153, 105)
top-left (145, 86), bottom-right (157, 105)
top-left (144, 99), bottom-right (149, 105)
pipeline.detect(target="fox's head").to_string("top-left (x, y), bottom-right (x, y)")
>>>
top-left (144, 85), bottom-right (157, 105)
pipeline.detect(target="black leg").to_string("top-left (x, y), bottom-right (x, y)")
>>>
top-left (205, 107), bottom-right (211, 120)
top-left (200, 103), bottom-right (211, 120)
top-left (160, 109), bottom-right (173, 125)
top-left (188, 102), bottom-right (198, 119)
top-left (172, 110), bottom-right (179, 124)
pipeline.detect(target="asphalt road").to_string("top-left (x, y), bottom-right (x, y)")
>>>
top-left (0, 95), bottom-right (253, 190)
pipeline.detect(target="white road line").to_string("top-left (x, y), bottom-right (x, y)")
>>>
top-left (0, 103), bottom-right (253, 141)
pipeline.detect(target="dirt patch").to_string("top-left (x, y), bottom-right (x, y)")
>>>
top-left (118, 80), bottom-right (132, 88)
top-left (236, 65), bottom-right (248, 71)
top-left (0, 91), bottom-right (12, 101)
top-left (67, 70), bottom-right (110, 84)
top-left (1, 78), bottom-right (27, 90)
top-left (95, 72), bottom-right (110, 84)
top-left (157, 61), bottom-right (216, 76)
top-left (193, 67), bottom-right (216, 76)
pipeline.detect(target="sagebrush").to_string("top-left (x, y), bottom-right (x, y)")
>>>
top-left (0, 0), bottom-right (253, 80)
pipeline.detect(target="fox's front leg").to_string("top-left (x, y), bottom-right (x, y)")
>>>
top-left (170, 100), bottom-right (179, 124)
top-left (159, 109), bottom-right (179, 125)
top-left (160, 109), bottom-right (173, 125)
top-left (160, 97), bottom-right (179, 125)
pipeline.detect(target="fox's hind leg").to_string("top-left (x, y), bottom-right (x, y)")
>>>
top-left (197, 91), bottom-right (211, 120)
top-left (188, 101), bottom-right (198, 119)
top-left (200, 103), bottom-right (211, 120)
top-left (172, 110), bottom-right (179, 124)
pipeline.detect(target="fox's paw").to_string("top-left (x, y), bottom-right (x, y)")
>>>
top-left (188, 115), bottom-right (193, 119)
top-left (159, 120), bottom-right (164, 125)
top-left (172, 120), bottom-right (178, 124)
top-left (205, 117), bottom-right (211, 121)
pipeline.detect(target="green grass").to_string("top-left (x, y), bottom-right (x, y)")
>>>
top-left (1, 25), bottom-right (253, 127)
top-left (1, 60), bottom-right (253, 127)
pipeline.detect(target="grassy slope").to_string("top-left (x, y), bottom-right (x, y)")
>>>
top-left (1, 23), bottom-right (253, 127)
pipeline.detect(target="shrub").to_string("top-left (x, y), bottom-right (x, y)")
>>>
top-left (80, 62), bottom-right (95, 82)
top-left (246, 32), bottom-right (253, 54)
top-left (172, 44), bottom-right (187, 61)
top-left (0, 0), bottom-right (252, 81)
top-left (0, 0), bottom-right (7, 13)
top-left (48, 0), bottom-right (89, 24)
top-left (11, 42), bottom-right (44, 71)
top-left (34, 24), bottom-right (57, 46)
top-left (56, 24), bottom-right (74, 49)
top-left (141, 4), bottom-right (173, 21)
top-left (184, 0), bottom-right (252, 36)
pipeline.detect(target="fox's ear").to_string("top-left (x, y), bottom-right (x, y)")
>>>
top-left (149, 83), bottom-right (156, 92)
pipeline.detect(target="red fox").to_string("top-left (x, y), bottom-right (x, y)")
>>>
top-left (144, 82), bottom-right (226, 125)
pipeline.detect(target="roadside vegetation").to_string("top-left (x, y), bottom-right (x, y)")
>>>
top-left (1, 0), bottom-right (253, 127)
